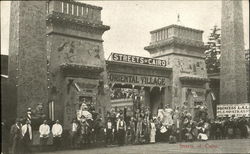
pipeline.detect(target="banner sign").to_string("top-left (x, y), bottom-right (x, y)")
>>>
top-left (111, 53), bottom-right (168, 67)
top-left (109, 73), bottom-right (169, 86)
top-left (217, 103), bottom-right (250, 117)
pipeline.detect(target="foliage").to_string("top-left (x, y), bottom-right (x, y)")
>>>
top-left (205, 25), bottom-right (221, 74)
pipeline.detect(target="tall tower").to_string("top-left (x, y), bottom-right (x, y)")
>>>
top-left (145, 25), bottom-right (209, 115)
top-left (220, 0), bottom-right (248, 104)
top-left (46, 1), bottom-right (110, 128)
top-left (8, 1), bottom-right (48, 117)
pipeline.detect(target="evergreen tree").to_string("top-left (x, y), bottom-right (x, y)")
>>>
top-left (205, 25), bottom-right (221, 74)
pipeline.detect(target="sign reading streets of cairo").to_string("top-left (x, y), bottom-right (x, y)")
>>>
top-left (111, 53), bottom-right (167, 67)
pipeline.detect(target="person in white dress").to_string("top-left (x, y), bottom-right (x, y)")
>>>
top-left (150, 119), bottom-right (156, 143)
top-left (163, 104), bottom-right (174, 127)
top-left (77, 103), bottom-right (92, 123)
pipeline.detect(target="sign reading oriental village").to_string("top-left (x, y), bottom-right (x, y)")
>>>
top-left (108, 53), bottom-right (171, 87)
top-left (109, 73), bottom-right (167, 87)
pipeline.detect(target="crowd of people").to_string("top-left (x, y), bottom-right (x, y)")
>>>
top-left (1, 117), bottom-right (64, 154)
top-left (2, 103), bottom-right (250, 154)
top-left (103, 104), bottom-right (250, 146)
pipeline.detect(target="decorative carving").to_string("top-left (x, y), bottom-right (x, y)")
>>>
top-left (58, 42), bottom-right (68, 52)
top-left (69, 41), bottom-right (75, 53)
top-left (57, 40), bottom-right (103, 66)
top-left (47, 12), bottom-right (110, 34)
top-left (67, 79), bottom-right (74, 94)
top-left (57, 41), bottom-right (78, 63)
top-left (88, 45), bottom-right (100, 59)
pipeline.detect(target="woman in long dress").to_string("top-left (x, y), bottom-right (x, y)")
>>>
top-left (150, 119), bottom-right (156, 143)
top-left (163, 104), bottom-right (173, 126)
top-left (135, 117), bottom-right (143, 144)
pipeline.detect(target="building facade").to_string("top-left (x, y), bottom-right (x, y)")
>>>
top-left (46, 1), bottom-right (110, 129)
top-left (6, 1), bottom-right (213, 130)
top-left (144, 25), bottom-right (211, 117)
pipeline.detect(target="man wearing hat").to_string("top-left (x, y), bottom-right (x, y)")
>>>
top-left (52, 120), bottom-right (63, 150)
top-left (26, 108), bottom-right (32, 122)
top-left (10, 119), bottom-right (22, 154)
top-left (21, 119), bottom-right (33, 154)
top-left (39, 120), bottom-right (50, 151)
top-left (104, 118), bottom-right (114, 145)
top-left (116, 115), bottom-right (126, 146)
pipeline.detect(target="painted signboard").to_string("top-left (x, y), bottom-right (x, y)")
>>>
top-left (217, 103), bottom-right (250, 117)
top-left (110, 52), bottom-right (168, 67)
top-left (109, 73), bottom-right (170, 87)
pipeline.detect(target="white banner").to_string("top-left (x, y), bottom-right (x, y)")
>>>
top-left (217, 103), bottom-right (250, 117)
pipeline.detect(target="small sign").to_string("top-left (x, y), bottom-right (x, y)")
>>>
top-left (217, 103), bottom-right (250, 117)
top-left (111, 53), bottom-right (167, 67)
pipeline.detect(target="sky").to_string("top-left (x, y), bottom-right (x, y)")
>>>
top-left (1, 1), bottom-right (249, 59)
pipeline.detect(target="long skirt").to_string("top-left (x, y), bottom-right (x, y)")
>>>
top-left (117, 129), bottom-right (125, 145)
top-left (150, 131), bottom-right (156, 143)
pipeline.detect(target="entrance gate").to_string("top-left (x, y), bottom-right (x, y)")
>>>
top-left (106, 53), bottom-right (172, 115)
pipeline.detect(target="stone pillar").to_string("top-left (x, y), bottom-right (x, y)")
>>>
top-left (220, 0), bottom-right (248, 104)
top-left (8, 1), bottom-right (48, 117)
top-left (144, 87), bottom-right (151, 108)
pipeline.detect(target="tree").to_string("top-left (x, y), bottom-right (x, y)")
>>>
top-left (205, 25), bottom-right (221, 74)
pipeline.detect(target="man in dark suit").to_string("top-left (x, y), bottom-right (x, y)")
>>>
top-left (1, 120), bottom-right (10, 154)
top-left (116, 116), bottom-right (126, 146)
top-left (10, 119), bottom-right (22, 154)
top-left (21, 120), bottom-right (33, 154)
top-left (105, 118), bottom-right (114, 145)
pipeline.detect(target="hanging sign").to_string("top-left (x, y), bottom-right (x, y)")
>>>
top-left (217, 103), bottom-right (250, 117)
top-left (111, 53), bottom-right (168, 67)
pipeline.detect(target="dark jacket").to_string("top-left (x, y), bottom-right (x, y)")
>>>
top-left (10, 124), bottom-right (22, 145)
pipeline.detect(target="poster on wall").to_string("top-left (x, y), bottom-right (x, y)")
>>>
top-left (217, 103), bottom-right (250, 117)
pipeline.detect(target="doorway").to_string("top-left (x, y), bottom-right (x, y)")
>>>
top-left (149, 87), bottom-right (164, 115)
